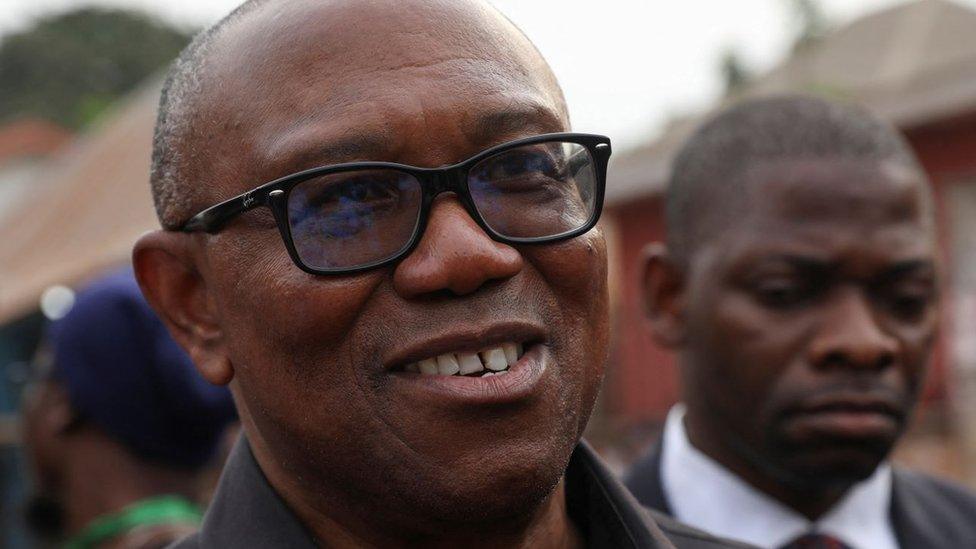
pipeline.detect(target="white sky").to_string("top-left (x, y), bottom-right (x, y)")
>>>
top-left (3, 0), bottom-right (975, 149)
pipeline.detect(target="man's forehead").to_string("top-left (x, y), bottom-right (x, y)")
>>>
top-left (206, 0), bottom-right (551, 102)
top-left (742, 157), bottom-right (931, 227)
top-left (691, 157), bottom-right (936, 269)
top-left (191, 0), bottom-right (564, 184)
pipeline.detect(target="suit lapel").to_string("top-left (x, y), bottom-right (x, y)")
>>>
top-left (624, 441), bottom-right (674, 515)
top-left (890, 469), bottom-right (942, 548)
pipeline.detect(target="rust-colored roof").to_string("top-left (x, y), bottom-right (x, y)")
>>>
top-left (0, 118), bottom-right (73, 167)
top-left (0, 83), bottom-right (162, 323)
top-left (608, 0), bottom-right (976, 205)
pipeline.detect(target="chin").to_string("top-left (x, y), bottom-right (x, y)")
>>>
top-left (770, 437), bottom-right (894, 490)
top-left (392, 441), bottom-right (573, 535)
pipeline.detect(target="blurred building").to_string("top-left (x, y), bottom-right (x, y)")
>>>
top-left (0, 119), bottom-right (72, 221)
top-left (597, 0), bottom-right (976, 482)
top-left (0, 83), bottom-right (160, 547)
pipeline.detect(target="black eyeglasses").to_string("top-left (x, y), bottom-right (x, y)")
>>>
top-left (178, 132), bottom-right (611, 275)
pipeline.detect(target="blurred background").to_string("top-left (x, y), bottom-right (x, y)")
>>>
top-left (3, 0), bottom-right (976, 545)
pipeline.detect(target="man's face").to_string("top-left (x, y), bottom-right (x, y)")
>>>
top-left (680, 158), bottom-right (938, 487)
top-left (182, 0), bottom-right (608, 531)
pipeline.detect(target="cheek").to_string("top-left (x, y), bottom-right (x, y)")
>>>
top-left (205, 235), bottom-right (388, 414)
top-left (522, 231), bottom-right (610, 395)
top-left (687, 289), bottom-right (809, 416)
top-left (528, 230), bottom-right (608, 310)
top-left (890, 317), bottom-right (938, 393)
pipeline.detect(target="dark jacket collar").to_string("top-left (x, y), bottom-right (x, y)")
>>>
top-left (193, 438), bottom-right (317, 548)
top-left (182, 437), bottom-right (675, 548)
top-left (623, 441), bottom-right (672, 515)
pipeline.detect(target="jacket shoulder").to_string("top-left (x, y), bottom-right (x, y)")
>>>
top-left (624, 444), bottom-right (671, 512)
top-left (649, 508), bottom-right (756, 549)
top-left (165, 532), bottom-right (201, 549)
top-left (892, 468), bottom-right (976, 547)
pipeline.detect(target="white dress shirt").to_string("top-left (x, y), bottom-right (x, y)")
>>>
top-left (660, 404), bottom-right (899, 549)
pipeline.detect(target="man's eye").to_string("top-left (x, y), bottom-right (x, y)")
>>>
top-left (487, 151), bottom-right (563, 181)
top-left (309, 179), bottom-right (398, 209)
top-left (885, 288), bottom-right (936, 320)
top-left (751, 280), bottom-right (810, 308)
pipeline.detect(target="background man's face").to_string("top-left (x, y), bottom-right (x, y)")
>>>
top-left (187, 0), bottom-right (609, 531)
top-left (681, 158), bottom-right (938, 487)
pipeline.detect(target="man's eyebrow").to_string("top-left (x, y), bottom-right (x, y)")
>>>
top-left (466, 103), bottom-right (565, 147)
top-left (881, 259), bottom-right (937, 279)
top-left (263, 130), bottom-right (395, 179)
top-left (747, 254), bottom-right (833, 271)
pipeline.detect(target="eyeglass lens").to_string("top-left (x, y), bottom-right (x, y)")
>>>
top-left (468, 141), bottom-right (595, 239)
top-left (285, 140), bottom-right (597, 271)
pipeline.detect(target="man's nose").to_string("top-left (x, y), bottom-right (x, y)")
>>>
top-left (807, 288), bottom-right (898, 371)
top-left (393, 198), bottom-right (523, 298)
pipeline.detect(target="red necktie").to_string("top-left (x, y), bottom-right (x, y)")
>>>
top-left (778, 533), bottom-right (853, 549)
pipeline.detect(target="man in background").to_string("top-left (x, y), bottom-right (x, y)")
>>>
top-left (625, 95), bottom-right (976, 548)
top-left (22, 270), bottom-right (237, 548)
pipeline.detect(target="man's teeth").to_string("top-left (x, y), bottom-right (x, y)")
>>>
top-left (502, 343), bottom-right (518, 365)
top-left (404, 343), bottom-right (526, 377)
top-left (481, 348), bottom-right (507, 371)
top-left (436, 354), bottom-right (460, 376)
top-left (458, 353), bottom-right (483, 375)
top-left (418, 359), bottom-right (437, 375)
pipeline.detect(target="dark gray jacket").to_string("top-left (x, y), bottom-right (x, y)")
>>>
top-left (171, 437), bottom-right (749, 548)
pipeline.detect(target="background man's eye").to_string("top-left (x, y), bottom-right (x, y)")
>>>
top-left (888, 291), bottom-right (935, 320)
top-left (752, 281), bottom-right (809, 308)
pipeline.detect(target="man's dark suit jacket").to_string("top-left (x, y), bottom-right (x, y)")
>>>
top-left (171, 437), bottom-right (749, 548)
top-left (624, 443), bottom-right (976, 548)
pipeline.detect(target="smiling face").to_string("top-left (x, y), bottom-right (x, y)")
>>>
top-left (678, 158), bottom-right (938, 489)
top-left (140, 0), bottom-right (609, 540)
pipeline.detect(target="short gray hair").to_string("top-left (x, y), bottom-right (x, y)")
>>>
top-left (150, 0), bottom-right (270, 230)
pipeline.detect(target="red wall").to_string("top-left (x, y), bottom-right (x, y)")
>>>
top-left (604, 196), bottom-right (677, 426)
top-left (904, 111), bottom-right (976, 403)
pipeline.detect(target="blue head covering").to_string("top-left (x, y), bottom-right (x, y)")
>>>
top-left (46, 269), bottom-right (237, 469)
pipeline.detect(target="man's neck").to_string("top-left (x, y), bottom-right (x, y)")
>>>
top-left (284, 475), bottom-right (584, 549)
top-left (682, 408), bottom-right (848, 520)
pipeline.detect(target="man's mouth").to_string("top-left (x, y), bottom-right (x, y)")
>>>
top-left (384, 323), bottom-right (548, 404)
top-left (781, 392), bottom-right (906, 440)
top-left (396, 342), bottom-right (526, 378)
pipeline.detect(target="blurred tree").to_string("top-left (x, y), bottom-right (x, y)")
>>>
top-left (720, 48), bottom-right (752, 95)
top-left (789, 0), bottom-right (830, 51)
top-left (0, 7), bottom-right (192, 130)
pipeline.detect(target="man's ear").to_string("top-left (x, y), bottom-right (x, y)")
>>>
top-left (640, 243), bottom-right (687, 348)
top-left (133, 231), bottom-right (234, 385)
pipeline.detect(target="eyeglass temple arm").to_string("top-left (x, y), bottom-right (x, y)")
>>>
top-left (179, 190), bottom-right (269, 233)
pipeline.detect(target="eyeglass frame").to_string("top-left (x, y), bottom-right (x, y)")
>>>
top-left (177, 132), bottom-right (612, 276)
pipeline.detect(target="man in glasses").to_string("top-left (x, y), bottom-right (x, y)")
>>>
top-left (133, 0), bottom-right (740, 547)
top-left (625, 95), bottom-right (976, 548)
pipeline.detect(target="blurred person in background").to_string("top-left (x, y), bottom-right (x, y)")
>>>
top-left (624, 95), bottom-right (976, 549)
top-left (22, 270), bottom-right (237, 549)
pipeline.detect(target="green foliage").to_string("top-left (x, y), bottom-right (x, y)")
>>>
top-left (0, 7), bottom-right (192, 129)
top-left (720, 48), bottom-right (752, 95)
top-left (789, 0), bottom-right (830, 51)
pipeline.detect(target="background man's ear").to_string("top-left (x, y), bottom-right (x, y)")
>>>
top-left (640, 243), bottom-right (687, 348)
top-left (132, 231), bottom-right (234, 385)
